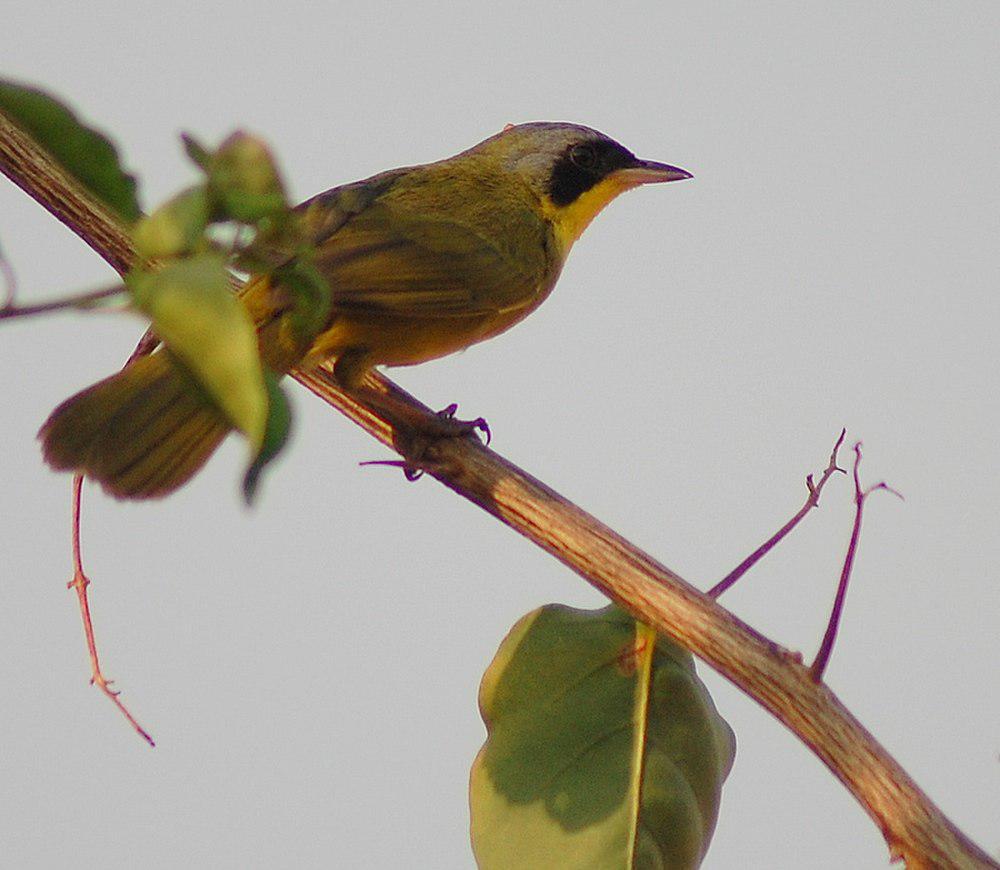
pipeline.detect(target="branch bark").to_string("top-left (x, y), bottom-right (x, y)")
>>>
top-left (1, 112), bottom-right (994, 869)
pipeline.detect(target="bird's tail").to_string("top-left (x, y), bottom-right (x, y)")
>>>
top-left (39, 351), bottom-right (231, 500)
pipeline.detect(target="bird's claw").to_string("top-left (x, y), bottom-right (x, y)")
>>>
top-left (359, 403), bottom-right (491, 482)
top-left (435, 403), bottom-right (491, 445)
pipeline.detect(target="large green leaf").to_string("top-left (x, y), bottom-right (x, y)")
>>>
top-left (0, 78), bottom-right (140, 223)
top-left (471, 604), bottom-right (736, 870)
top-left (126, 253), bottom-right (268, 448)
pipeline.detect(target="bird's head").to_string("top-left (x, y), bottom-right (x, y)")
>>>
top-left (469, 122), bottom-right (691, 250)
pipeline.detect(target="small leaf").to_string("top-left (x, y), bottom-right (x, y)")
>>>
top-left (213, 132), bottom-right (284, 196)
top-left (272, 258), bottom-right (332, 347)
top-left (242, 370), bottom-right (291, 504)
top-left (201, 131), bottom-right (289, 223)
top-left (0, 78), bottom-right (140, 223)
top-left (471, 604), bottom-right (736, 870)
top-left (132, 187), bottom-right (210, 259)
top-left (126, 254), bottom-right (267, 447)
top-left (180, 133), bottom-right (212, 171)
top-left (219, 189), bottom-right (288, 224)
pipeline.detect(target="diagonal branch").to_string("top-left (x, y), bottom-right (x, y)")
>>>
top-left (1, 111), bottom-right (995, 869)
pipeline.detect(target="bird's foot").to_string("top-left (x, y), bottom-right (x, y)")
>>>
top-left (430, 403), bottom-right (491, 445)
top-left (361, 403), bottom-right (491, 481)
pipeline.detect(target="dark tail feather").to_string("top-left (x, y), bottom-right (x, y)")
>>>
top-left (39, 352), bottom-right (230, 499)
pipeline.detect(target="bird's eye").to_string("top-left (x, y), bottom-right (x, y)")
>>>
top-left (569, 144), bottom-right (598, 170)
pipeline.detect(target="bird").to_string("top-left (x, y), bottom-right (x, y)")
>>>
top-left (39, 122), bottom-right (691, 499)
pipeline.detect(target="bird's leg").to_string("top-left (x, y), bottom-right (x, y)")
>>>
top-left (356, 385), bottom-right (490, 456)
top-left (334, 351), bottom-right (490, 477)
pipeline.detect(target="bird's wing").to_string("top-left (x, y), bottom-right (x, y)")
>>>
top-left (305, 183), bottom-right (551, 320)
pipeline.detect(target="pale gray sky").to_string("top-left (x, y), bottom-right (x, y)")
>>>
top-left (1, 3), bottom-right (997, 868)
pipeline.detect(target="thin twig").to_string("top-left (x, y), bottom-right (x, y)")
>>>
top-left (0, 283), bottom-right (126, 320)
top-left (63, 317), bottom-right (163, 745)
top-left (708, 429), bottom-right (846, 598)
top-left (2, 109), bottom-right (995, 868)
top-left (67, 475), bottom-right (155, 747)
top-left (810, 442), bottom-right (903, 681)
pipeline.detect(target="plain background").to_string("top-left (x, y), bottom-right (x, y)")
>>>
top-left (1, 3), bottom-right (997, 868)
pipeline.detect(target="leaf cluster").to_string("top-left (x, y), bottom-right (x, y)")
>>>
top-left (0, 79), bottom-right (333, 500)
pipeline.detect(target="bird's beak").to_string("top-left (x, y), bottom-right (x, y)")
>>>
top-left (615, 159), bottom-right (693, 186)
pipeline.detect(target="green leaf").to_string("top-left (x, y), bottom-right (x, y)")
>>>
top-left (126, 253), bottom-right (268, 447)
top-left (471, 604), bottom-right (736, 870)
top-left (0, 78), bottom-right (140, 223)
top-left (272, 258), bottom-right (332, 347)
top-left (180, 133), bottom-right (212, 171)
top-left (242, 369), bottom-right (291, 504)
top-left (132, 187), bottom-right (210, 259)
top-left (195, 131), bottom-right (289, 223)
